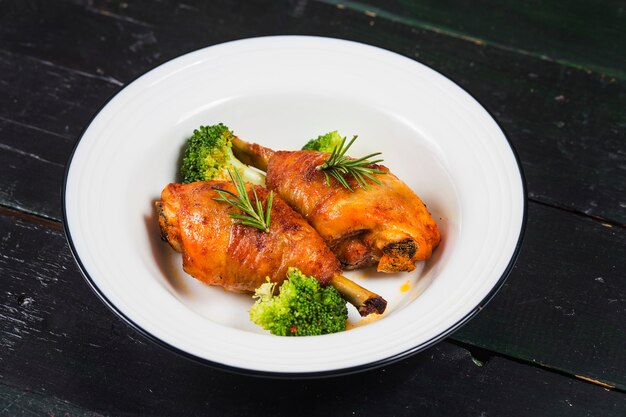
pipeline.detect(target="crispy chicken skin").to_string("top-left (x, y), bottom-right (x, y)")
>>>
top-left (264, 151), bottom-right (441, 272)
top-left (157, 181), bottom-right (340, 293)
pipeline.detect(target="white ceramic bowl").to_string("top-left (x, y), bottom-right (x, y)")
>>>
top-left (63, 36), bottom-right (526, 376)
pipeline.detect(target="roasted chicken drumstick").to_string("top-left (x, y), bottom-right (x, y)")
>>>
top-left (157, 181), bottom-right (386, 316)
top-left (232, 137), bottom-right (441, 273)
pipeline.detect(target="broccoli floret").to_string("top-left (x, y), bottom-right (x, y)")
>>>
top-left (249, 267), bottom-right (348, 336)
top-left (301, 130), bottom-right (344, 152)
top-left (180, 123), bottom-right (265, 185)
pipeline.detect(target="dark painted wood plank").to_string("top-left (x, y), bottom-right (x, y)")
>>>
top-left (0, 0), bottom-right (623, 225)
top-left (0, 0), bottom-right (274, 83)
top-left (0, 383), bottom-right (105, 417)
top-left (453, 202), bottom-right (626, 389)
top-left (0, 49), bottom-right (119, 219)
top-left (0, 119), bottom-right (70, 220)
top-left (0, 49), bottom-right (119, 139)
top-left (319, 0), bottom-right (626, 79)
top-left (0, 213), bottom-right (624, 415)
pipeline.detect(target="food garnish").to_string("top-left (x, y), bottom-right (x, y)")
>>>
top-left (249, 267), bottom-right (348, 336)
top-left (302, 130), bottom-right (344, 152)
top-left (180, 123), bottom-right (265, 185)
top-left (315, 134), bottom-right (387, 191)
top-left (213, 168), bottom-right (273, 233)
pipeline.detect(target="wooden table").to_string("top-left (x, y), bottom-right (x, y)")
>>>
top-left (1, 1), bottom-right (624, 415)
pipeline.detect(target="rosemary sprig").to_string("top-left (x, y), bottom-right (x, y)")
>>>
top-left (213, 168), bottom-right (273, 232)
top-left (316, 135), bottom-right (386, 191)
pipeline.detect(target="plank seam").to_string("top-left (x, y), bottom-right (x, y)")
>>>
top-left (528, 197), bottom-right (626, 229)
top-left (316, 0), bottom-right (626, 80)
top-left (448, 339), bottom-right (625, 393)
top-left (0, 204), bottom-right (62, 230)
top-left (0, 198), bottom-right (621, 247)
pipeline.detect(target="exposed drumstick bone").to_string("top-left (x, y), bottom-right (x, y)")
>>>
top-left (331, 275), bottom-right (386, 316)
top-left (232, 136), bottom-right (273, 171)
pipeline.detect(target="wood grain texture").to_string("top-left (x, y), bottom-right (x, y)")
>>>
top-left (318, 0), bottom-right (626, 79)
top-left (0, 0), bottom-right (622, 385)
top-left (0, 48), bottom-right (119, 219)
top-left (0, 213), bottom-right (624, 415)
top-left (0, 48), bottom-right (119, 140)
top-left (0, 383), bottom-right (104, 417)
top-left (454, 202), bottom-right (626, 389)
top-left (0, 0), bottom-right (625, 411)
top-left (0, 119), bottom-right (69, 220)
top-left (0, 0), bottom-right (623, 224)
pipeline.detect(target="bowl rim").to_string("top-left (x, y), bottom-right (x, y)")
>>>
top-left (62, 35), bottom-right (528, 378)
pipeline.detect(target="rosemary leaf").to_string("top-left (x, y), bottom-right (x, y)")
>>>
top-left (316, 135), bottom-right (386, 191)
top-left (213, 168), bottom-right (273, 232)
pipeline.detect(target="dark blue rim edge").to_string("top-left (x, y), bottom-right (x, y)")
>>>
top-left (61, 35), bottom-right (528, 380)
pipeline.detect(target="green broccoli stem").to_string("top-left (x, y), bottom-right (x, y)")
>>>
top-left (331, 275), bottom-right (387, 316)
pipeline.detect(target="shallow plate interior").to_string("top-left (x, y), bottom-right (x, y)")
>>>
top-left (64, 36), bottom-right (525, 374)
